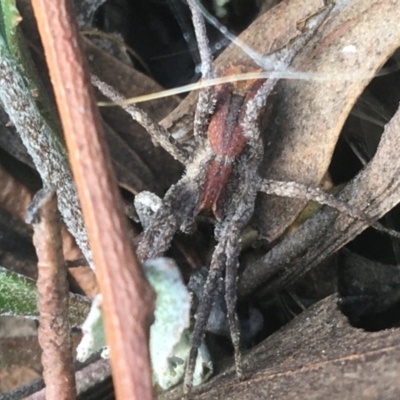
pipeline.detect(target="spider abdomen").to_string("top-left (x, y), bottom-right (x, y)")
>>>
top-left (208, 81), bottom-right (248, 158)
top-left (198, 66), bottom-right (265, 219)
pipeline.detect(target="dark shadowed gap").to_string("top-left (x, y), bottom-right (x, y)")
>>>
top-left (94, 0), bottom-right (260, 88)
top-left (329, 49), bottom-right (400, 331)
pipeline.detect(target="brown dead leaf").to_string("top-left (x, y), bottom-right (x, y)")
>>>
top-left (159, 294), bottom-right (400, 400)
top-left (0, 164), bottom-right (97, 296)
top-left (257, 0), bottom-right (400, 241)
top-left (240, 83), bottom-right (400, 298)
top-left (103, 122), bottom-right (159, 194)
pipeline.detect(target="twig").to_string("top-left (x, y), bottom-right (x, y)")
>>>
top-left (26, 188), bottom-right (76, 400)
top-left (30, 1), bottom-right (156, 399)
top-left (0, 34), bottom-right (92, 267)
top-left (0, 164), bottom-right (97, 297)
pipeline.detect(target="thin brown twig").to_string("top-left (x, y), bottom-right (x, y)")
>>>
top-left (0, 164), bottom-right (98, 297)
top-left (26, 188), bottom-right (76, 400)
top-left (30, 0), bottom-right (155, 399)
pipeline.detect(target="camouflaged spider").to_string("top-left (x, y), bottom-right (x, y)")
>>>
top-left (134, 1), bottom-right (332, 392)
top-left (93, 0), bottom-right (399, 393)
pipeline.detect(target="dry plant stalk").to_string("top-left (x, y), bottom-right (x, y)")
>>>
top-left (0, 164), bottom-right (97, 297)
top-left (30, 0), bottom-right (155, 399)
top-left (26, 188), bottom-right (76, 400)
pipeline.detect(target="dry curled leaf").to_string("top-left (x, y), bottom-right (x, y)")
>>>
top-left (257, 0), bottom-right (400, 241)
top-left (239, 80), bottom-right (400, 297)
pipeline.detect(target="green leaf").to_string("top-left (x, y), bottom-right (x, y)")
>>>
top-left (0, 0), bottom-right (20, 56)
top-left (0, 266), bottom-right (37, 317)
top-left (0, 266), bottom-right (91, 326)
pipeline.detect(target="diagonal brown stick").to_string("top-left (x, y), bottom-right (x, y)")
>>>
top-left (30, 1), bottom-right (155, 399)
top-left (26, 188), bottom-right (76, 400)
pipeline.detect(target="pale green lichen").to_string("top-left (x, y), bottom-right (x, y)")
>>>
top-left (76, 258), bottom-right (213, 389)
top-left (75, 294), bottom-right (106, 361)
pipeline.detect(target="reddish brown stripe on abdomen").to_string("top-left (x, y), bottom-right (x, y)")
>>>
top-left (196, 160), bottom-right (232, 219)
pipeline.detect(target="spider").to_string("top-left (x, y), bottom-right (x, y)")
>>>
top-left (92, 0), bottom-right (400, 393)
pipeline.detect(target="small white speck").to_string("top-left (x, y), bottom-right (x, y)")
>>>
top-left (172, 128), bottom-right (189, 140)
top-left (342, 45), bottom-right (357, 54)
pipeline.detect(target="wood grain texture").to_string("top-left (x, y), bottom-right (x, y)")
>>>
top-left (27, 189), bottom-right (76, 400)
top-left (30, 1), bottom-right (155, 399)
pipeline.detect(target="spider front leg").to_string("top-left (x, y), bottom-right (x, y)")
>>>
top-left (136, 176), bottom-right (200, 261)
top-left (187, 0), bottom-right (217, 142)
top-left (222, 151), bottom-right (264, 378)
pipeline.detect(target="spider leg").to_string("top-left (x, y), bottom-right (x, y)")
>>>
top-left (239, 2), bottom-right (335, 153)
top-left (184, 149), bottom-right (260, 393)
top-left (184, 254), bottom-right (223, 394)
top-left (136, 177), bottom-right (199, 261)
top-left (222, 151), bottom-right (263, 378)
top-left (223, 226), bottom-right (243, 379)
top-left (183, 223), bottom-right (245, 394)
top-left (187, 0), bottom-right (216, 142)
top-left (91, 75), bottom-right (189, 164)
top-left (259, 179), bottom-right (400, 239)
